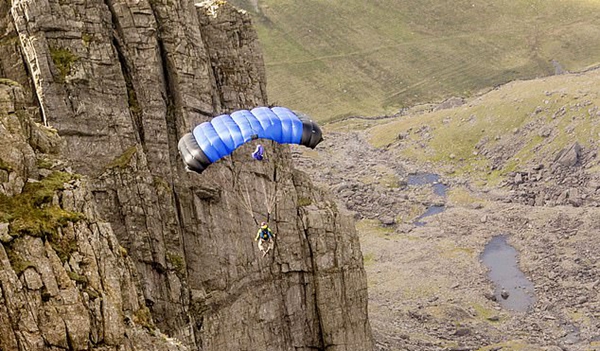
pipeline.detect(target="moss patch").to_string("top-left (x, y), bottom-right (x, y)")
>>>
top-left (49, 47), bottom-right (79, 82)
top-left (51, 234), bottom-right (79, 263)
top-left (0, 172), bottom-right (84, 237)
top-left (81, 33), bottom-right (93, 47)
top-left (297, 197), bottom-right (312, 207)
top-left (118, 245), bottom-right (128, 257)
top-left (36, 157), bottom-right (54, 170)
top-left (0, 157), bottom-right (13, 172)
top-left (67, 271), bottom-right (88, 285)
top-left (127, 85), bottom-right (142, 115)
top-left (0, 78), bottom-right (21, 87)
top-left (471, 302), bottom-right (500, 322)
top-left (152, 176), bottom-right (171, 192)
top-left (0, 34), bottom-right (19, 46)
top-left (105, 146), bottom-right (137, 169)
top-left (5, 246), bottom-right (34, 276)
top-left (84, 287), bottom-right (100, 299)
top-left (166, 251), bottom-right (186, 276)
top-left (134, 306), bottom-right (156, 330)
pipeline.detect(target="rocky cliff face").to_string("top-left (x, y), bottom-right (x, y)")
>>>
top-left (1, 82), bottom-right (187, 351)
top-left (0, 1), bottom-right (373, 350)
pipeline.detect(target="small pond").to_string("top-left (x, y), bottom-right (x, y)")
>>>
top-left (480, 235), bottom-right (536, 312)
top-left (408, 173), bottom-right (447, 226)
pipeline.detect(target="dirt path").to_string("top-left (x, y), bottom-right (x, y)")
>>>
top-left (292, 129), bottom-right (600, 351)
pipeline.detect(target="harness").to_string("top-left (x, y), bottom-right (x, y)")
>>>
top-left (260, 229), bottom-right (271, 240)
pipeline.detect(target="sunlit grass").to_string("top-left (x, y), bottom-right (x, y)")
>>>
top-left (447, 187), bottom-right (487, 207)
top-left (355, 219), bottom-right (394, 237)
top-left (476, 340), bottom-right (544, 351)
top-left (363, 70), bottom-right (600, 181)
top-left (238, 0), bottom-right (600, 121)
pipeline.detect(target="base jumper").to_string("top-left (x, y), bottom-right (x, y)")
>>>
top-left (255, 222), bottom-right (275, 257)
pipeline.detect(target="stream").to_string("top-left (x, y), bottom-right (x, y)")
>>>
top-left (408, 173), bottom-right (447, 226)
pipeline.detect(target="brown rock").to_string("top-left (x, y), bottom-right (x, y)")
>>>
top-left (0, 2), bottom-right (374, 351)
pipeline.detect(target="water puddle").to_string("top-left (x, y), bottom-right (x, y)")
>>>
top-left (481, 235), bottom-right (536, 312)
top-left (408, 173), bottom-right (448, 226)
top-left (407, 173), bottom-right (447, 197)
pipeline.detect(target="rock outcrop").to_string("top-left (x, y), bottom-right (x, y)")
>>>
top-left (1, 82), bottom-right (187, 351)
top-left (1, 1), bottom-right (373, 350)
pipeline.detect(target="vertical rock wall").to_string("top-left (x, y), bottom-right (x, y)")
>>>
top-left (2, 1), bottom-right (374, 350)
top-left (0, 82), bottom-right (187, 351)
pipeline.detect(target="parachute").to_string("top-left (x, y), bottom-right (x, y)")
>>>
top-left (178, 106), bottom-right (323, 173)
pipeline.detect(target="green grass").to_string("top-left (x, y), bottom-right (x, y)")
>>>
top-left (355, 219), bottom-right (395, 237)
top-left (232, 0), bottom-right (600, 121)
top-left (447, 187), bottom-right (486, 207)
top-left (471, 303), bottom-right (499, 321)
top-left (364, 69), bottom-right (600, 182)
top-left (362, 252), bottom-right (376, 266)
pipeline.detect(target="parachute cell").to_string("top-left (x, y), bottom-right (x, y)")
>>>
top-left (178, 106), bottom-right (323, 174)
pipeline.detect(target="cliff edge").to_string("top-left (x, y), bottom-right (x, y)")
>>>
top-left (0, 1), bottom-right (373, 350)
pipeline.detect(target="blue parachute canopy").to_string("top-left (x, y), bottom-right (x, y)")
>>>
top-left (178, 106), bottom-right (323, 173)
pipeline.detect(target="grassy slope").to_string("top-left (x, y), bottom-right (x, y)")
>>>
top-left (231, 0), bottom-right (600, 122)
top-left (359, 67), bottom-right (600, 183)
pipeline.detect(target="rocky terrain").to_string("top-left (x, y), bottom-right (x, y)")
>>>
top-left (0, 1), bottom-right (373, 350)
top-left (2, 0), bottom-right (600, 349)
top-left (292, 70), bottom-right (600, 351)
top-left (1, 82), bottom-right (187, 351)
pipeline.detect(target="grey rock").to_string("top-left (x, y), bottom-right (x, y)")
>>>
top-left (514, 172), bottom-right (523, 184)
top-left (553, 142), bottom-right (581, 168)
top-left (0, 2), bottom-right (374, 350)
top-left (0, 223), bottom-right (11, 243)
top-left (380, 216), bottom-right (396, 226)
top-left (454, 328), bottom-right (470, 336)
